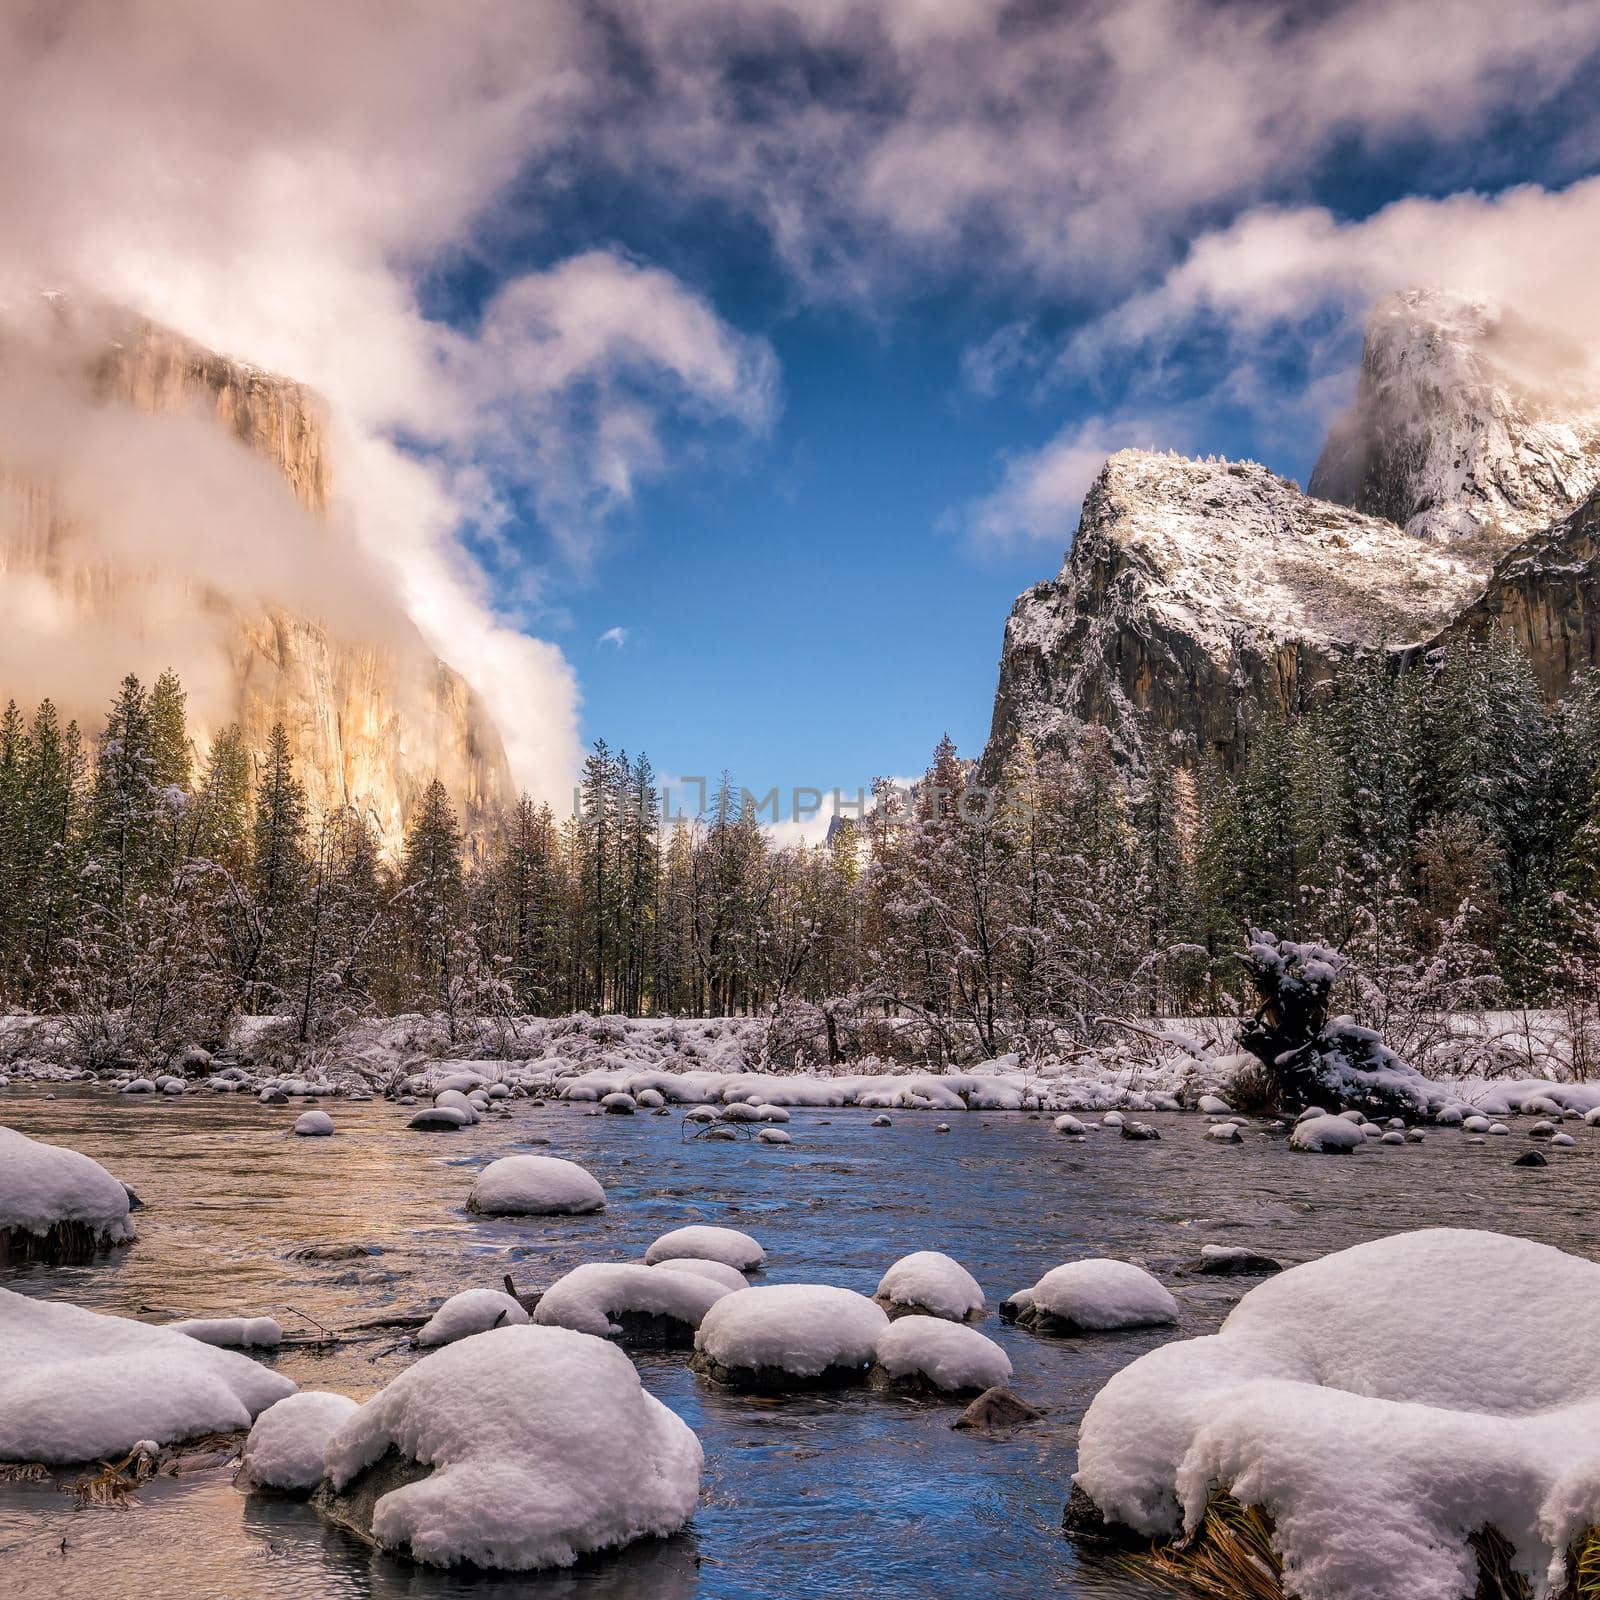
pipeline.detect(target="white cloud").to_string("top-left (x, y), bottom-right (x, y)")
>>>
top-left (598, 626), bottom-right (629, 648)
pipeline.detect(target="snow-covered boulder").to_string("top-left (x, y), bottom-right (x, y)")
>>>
top-left (409, 1105), bottom-right (470, 1131)
top-left (242, 1392), bottom-right (358, 1492)
top-left (1072, 1230), bottom-right (1600, 1600)
top-left (649, 1257), bottom-right (746, 1291)
top-left (875, 1251), bottom-right (985, 1321)
top-left (319, 1325), bottom-right (701, 1570)
top-left (755, 1127), bottom-right (791, 1145)
top-left (599, 1092), bottom-right (636, 1115)
top-left (293, 1110), bottom-right (334, 1137)
top-left (169, 1315), bottom-right (283, 1349)
top-left (0, 1289), bottom-right (295, 1463)
top-left (1003, 1260), bottom-right (1178, 1335)
top-left (0, 1126), bottom-right (136, 1265)
top-left (433, 1089), bottom-right (480, 1124)
top-left (417, 1289), bottom-right (531, 1347)
top-left (467, 1156), bottom-right (605, 1216)
top-left (872, 1316), bottom-right (1012, 1396)
top-left (692, 1285), bottom-right (889, 1390)
top-left (1289, 1114), bottom-right (1368, 1153)
top-left (644, 1224), bottom-right (764, 1273)
top-left (1054, 1114), bottom-right (1087, 1135)
top-left (534, 1263), bottom-right (729, 1345)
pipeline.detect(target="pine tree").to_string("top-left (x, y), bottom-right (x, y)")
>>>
top-left (401, 778), bottom-right (467, 1027)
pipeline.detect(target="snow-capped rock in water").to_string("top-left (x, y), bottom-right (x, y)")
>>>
top-left (0, 1125), bottom-right (136, 1264)
top-left (1311, 288), bottom-right (1600, 549)
top-left (534, 1264), bottom-right (730, 1345)
top-left (692, 1285), bottom-right (889, 1390)
top-left (416, 1289), bottom-right (531, 1347)
top-left (982, 448), bottom-right (1483, 774)
top-left (1002, 1260), bottom-right (1178, 1335)
top-left (318, 1325), bottom-right (701, 1570)
top-left (1072, 1229), bottom-right (1600, 1600)
top-left (1289, 1115), bottom-right (1367, 1153)
top-left (644, 1224), bottom-right (765, 1273)
top-left (168, 1315), bottom-right (283, 1349)
top-left (872, 1316), bottom-right (1012, 1396)
top-left (875, 1251), bottom-right (985, 1321)
top-left (242, 1392), bottom-right (358, 1493)
top-left (649, 1257), bottom-right (747, 1291)
top-left (466, 1156), bottom-right (605, 1216)
top-left (0, 1289), bottom-right (295, 1463)
top-left (293, 1110), bottom-right (334, 1137)
top-left (409, 1105), bottom-right (470, 1131)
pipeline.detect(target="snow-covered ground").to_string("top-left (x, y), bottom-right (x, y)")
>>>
top-left (5, 1008), bottom-right (1600, 1129)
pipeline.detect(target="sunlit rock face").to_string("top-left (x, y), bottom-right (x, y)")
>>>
top-left (1421, 483), bottom-right (1600, 699)
top-left (0, 313), bottom-right (513, 846)
top-left (981, 450), bottom-right (1482, 775)
top-left (1310, 287), bottom-right (1600, 551)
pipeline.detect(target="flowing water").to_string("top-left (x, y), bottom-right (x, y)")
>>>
top-left (1, 1085), bottom-right (1594, 1600)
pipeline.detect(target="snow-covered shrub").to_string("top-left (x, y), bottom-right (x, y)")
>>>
top-left (319, 1324), bottom-right (701, 1569)
top-left (0, 1289), bottom-right (295, 1463)
top-left (875, 1251), bottom-right (985, 1321)
top-left (1073, 1229), bottom-right (1600, 1600)
top-left (0, 1126), bottom-right (136, 1265)
top-left (242, 1392), bottom-right (357, 1493)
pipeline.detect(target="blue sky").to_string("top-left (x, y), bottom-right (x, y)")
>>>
top-left (18, 1), bottom-right (1600, 818)
top-left (414, 25), bottom-right (1600, 820)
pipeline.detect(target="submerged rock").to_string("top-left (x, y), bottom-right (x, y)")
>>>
top-left (952, 1386), bottom-right (1044, 1431)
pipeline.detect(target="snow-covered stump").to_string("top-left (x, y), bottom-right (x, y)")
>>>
top-left (1237, 931), bottom-right (1428, 1120)
top-left (874, 1251), bottom-right (986, 1322)
top-left (0, 1289), bottom-right (296, 1464)
top-left (466, 1155), bottom-right (605, 1216)
top-left (0, 1126), bottom-right (137, 1267)
top-left (691, 1285), bottom-right (889, 1392)
top-left (316, 1325), bottom-right (701, 1571)
top-left (534, 1264), bottom-right (731, 1348)
top-left (1067, 1230), bottom-right (1600, 1600)
top-left (1001, 1260), bottom-right (1178, 1336)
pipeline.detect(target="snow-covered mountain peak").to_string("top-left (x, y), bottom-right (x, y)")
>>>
top-left (1310, 287), bottom-right (1600, 549)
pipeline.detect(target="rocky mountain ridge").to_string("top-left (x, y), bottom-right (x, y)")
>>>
top-left (984, 290), bottom-right (1600, 777)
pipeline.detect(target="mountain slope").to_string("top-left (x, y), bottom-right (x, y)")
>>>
top-left (983, 450), bottom-right (1483, 775)
top-left (0, 311), bottom-right (514, 844)
top-left (1309, 287), bottom-right (1600, 551)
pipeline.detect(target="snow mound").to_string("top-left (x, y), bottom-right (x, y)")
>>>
top-left (650, 1258), bottom-right (746, 1291)
top-left (322, 1324), bottom-right (701, 1570)
top-left (417, 1289), bottom-right (531, 1347)
top-left (242, 1391), bottom-right (358, 1491)
top-left (1005, 1260), bottom-right (1178, 1334)
top-left (645, 1225), bottom-right (764, 1272)
top-left (1074, 1229), bottom-right (1600, 1600)
top-left (0, 1289), bottom-right (295, 1463)
top-left (694, 1285), bottom-right (889, 1384)
top-left (534, 1263), bottom-right (729, 1341)
top-left (293, 1111), bottom-right (334, 1136)
top-left (169, 1315), bottom-right (283, 1349)
top-left (467, 1156), bottom-right (605, 1216)
top-left (1289, 1115), bottom-right (1367, 1153)
top-left (0, 1125), bottom-right (135, 1254)
top-left (875, 1251), bottom-right (985, 1320)
top-left (874, 1316), bottom-right (1012, 1394)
